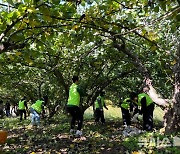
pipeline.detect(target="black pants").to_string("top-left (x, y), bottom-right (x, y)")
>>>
top-left (19, 109), bottom-right (26, 121)
top-left (66, 106), bottom-right (83, 130)
top-left (121, 107), bottom-right (131, 126)
top-left (95, 108), bottom-right (105, 124)
top-left (6, 110), bottom-right (10, 117)
top-left (143, 103), bottom-right (154, 131)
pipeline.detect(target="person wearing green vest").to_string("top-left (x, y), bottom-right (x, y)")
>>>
top-left (30, 99), bottom-right (44, 126)
top-left (94, 91), bottom-right (108, 124)
top-left (66, 76), bottom-right (83, 136)
top-left (120, 98), bottom-right (132, 126)
top-left (131, 86), bottom-right (155, 131)
top-left (139, 85), bottom-right (155, 131)
top-left (18, 97), bottom-right (28, 121)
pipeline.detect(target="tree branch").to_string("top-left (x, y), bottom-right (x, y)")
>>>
top-left (113, 0), bottom-right (141, 9)
top-left (113, 38), bottom-right (150, 78)
top-left (53, 69), bottom-right (69, 98)
top-left (0, 3), bottom-right (15, 8)
top-left (0, 14), bottom-right (27, 42)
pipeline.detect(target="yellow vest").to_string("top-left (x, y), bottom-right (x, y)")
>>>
top-left (95, 96), bottom-right (104, 109)
top-left (67, 83), bottom-right (80, 107)
top-left (138, 93), bottom-right (153, 106)
top-left (18, 100), bottom-right (25, 110)
top-left (121, 98), bottom-right (130, 110)
top-left (31, 100), bottom-right (43, 113)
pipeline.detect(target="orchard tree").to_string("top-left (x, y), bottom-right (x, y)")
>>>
top-left (65, 0), bottom-right (180, 133)
top-left (0, 0), bottom-right (180, 133)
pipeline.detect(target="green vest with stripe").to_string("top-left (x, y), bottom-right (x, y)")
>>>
top-left (95, 96), bottom-right (104, 109)
top-left (121, 98), bottom-right (130, 110)
top-left (18, 100), bottom-right (25, 110)
top-left (31, 100), bottom-right (43, 113)
top-left (138, 93), bottom-right (153, 106)
top-left (67, 83), bottom-right (80, 107)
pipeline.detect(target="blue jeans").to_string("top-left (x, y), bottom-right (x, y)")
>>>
top-left (30, 107), bottom-right (40, 125)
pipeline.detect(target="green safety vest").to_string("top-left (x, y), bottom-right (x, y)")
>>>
top-left (121, 98), bottom-right (130, 110)
top-left (31, 100), bottom-right (43, 113)
top-left (18, 100), bottom-right (25, 110)
top-left (95, 96), bottom-right (104, 109)
top-left (67, 83), bottom-right (80, 107)
top-left (138, 93), bottom-right (153, 106)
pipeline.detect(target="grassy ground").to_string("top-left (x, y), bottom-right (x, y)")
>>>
top-left (84, 105), bottom-right (164, 124)
top-left (0, 106), bottom-right (179, 154)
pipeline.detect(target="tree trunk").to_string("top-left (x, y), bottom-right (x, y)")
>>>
top-left (54, 69), bottom-right (69, 99)
top-left (164, 44), bottom-right (180, 134)
top-left (113, 40), bottom-right (150, 78)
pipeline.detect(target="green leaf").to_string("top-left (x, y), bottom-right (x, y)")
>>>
top-left (176, 14), bottom-right (180, 22)
top-left (11, 33), bottom-right (25, 42)
top-left (39, 6), bottom-right (50, 15)
top-left (43, 15), bottom-right (52, 22)
top-left (81, 1), bottom-right (86, 6)
top-left (154, 6), bottom-right (159, 13)
top-left (6, 0), bottom-right (14, 6)
top-left (52, 0), bottom-right (60, 5)
top-left (27, 7), bottom-right (36, 13)
top-left (7, 12), bottom-right (14, 18)
top-left (160, 2), bottom-right (166, 11)
top-left (15, 52), bottom-right (22, 56)
top-left (150, 46), bottom-right (157, 51)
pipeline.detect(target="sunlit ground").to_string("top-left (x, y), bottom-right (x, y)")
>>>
top-left (0, 105), bottom-right (179, 154)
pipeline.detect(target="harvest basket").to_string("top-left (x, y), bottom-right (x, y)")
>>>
top-left (0, 130), bottom-right (8, 144)
top-left (0, 120), bottom-right (8, 144)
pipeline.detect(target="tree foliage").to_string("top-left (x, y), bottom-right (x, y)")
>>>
top-left (0, 0), bottom-right (179, 122)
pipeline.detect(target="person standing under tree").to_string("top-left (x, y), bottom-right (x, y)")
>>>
top-left (120, 97), bottom-right (132, 126)
top-left (139, 85), bottom-right (155, 131)
top-left (5, 102), bottom-right (11, 117)
top-left (18, 97), bottom-right (28, 122)
top-left (94, 91), bottom-right (108, 124)
top-left (66, 76), bottom-right (83, 137)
